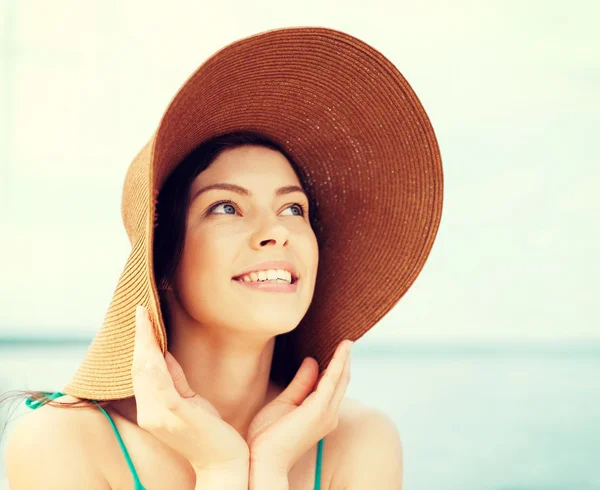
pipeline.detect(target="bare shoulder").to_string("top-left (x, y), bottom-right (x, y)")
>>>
top-left (325, 397), bottom-right (404, 489)
top-left (5, 395), bottom-right (111, 489)
top-left (335, 396), bottom-right (401, 439)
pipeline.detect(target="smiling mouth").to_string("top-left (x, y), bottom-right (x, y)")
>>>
top-left (232, 276), bottom-right (298, 285)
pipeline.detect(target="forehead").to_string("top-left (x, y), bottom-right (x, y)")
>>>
top-left (192, 145), bottom-right (301, 191)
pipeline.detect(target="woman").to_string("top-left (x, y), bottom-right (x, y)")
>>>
top-left (4, 27), bottom-right (443, 489)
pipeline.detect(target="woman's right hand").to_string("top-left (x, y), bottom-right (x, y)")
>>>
top-left (131, 305), bottom-right (250, 473)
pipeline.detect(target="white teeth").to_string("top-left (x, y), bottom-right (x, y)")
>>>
top-left (276, 269), bottom-right (290, 281)
top-left (237, 268), bottom-right (294, 284)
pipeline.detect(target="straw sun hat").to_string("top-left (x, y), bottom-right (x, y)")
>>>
top-left (62, 26), bottom-right (444, 400)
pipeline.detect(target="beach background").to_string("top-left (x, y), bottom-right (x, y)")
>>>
top-left (2, 340), bottom-right (599, 489)
top-left (1, 0), bottom-right (598, 488)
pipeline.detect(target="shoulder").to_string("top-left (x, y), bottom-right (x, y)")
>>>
top-left (326, 397), bottom-right (404, 489)
top-left (5, 395), bottom-right (111, 489)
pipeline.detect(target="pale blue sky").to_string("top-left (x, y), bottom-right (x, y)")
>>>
top-left (0, 0), bottom-right (598, 340)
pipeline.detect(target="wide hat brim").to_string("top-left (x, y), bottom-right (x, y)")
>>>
top-left (63, 26), bottom-right (443, 400)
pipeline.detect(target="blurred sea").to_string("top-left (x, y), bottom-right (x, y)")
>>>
top-left (0, 339), bottom-right (599, 490)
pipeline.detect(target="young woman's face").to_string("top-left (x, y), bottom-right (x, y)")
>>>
top-left (170, 145), bottom-right (319, 337)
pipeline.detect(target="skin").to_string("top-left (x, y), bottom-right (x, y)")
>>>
top-left (154, 144), bottom-right (321, 440)
top-left (6, 145), bottom-right (404, 489)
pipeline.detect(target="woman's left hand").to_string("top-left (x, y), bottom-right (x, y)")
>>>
top-left (246, 339), bottom-right (353, 474)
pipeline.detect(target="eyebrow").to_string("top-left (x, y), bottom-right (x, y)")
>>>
top-left (190, 183), bottom-right (308, 203)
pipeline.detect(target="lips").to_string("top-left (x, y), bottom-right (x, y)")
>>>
top-left (232, 276), bottom-right (299, 293)
top-left (232, 260), bottom-right (299, 283)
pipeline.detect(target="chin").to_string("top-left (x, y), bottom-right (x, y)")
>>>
top-left (252, 316), bottom-right (301, 333)
top-left (232, 310), bottom-right (301, 334)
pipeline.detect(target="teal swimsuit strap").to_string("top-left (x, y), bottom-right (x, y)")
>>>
top-left (315, 437), bottom-right (324, 489)
top-left (27, 392), bottom-right (321, 490)
top-left (25, 392), bottom-right (145, 490)
top-left (25, 391), bottom-right (66, 409)
top-left (90, 400), bottom-right (146, 490)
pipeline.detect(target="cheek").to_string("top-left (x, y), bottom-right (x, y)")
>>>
top-left (304, 223), bottom-right (319, 256)
top-left (177, 227), bottom-right (235, 288)
top-left (311, 230), bottom-right (319, 265)
top-left (300, 230), bottom-right (320, 286)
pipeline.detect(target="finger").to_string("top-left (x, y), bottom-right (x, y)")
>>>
top-left (132, 356), bottom-right (181, 415)
top-left (133, 305), bottom-right (168, 372)
top-left (133, 306), bottom-right (163, 362)
top-left (301, 341), bottom-right (352, 413)
top-left (165, 351), bottom-right (196, 399)
top-left (132, 306), bottom-right (177, 408)
top-left (329, 346), bottom-right (351, 413)
top-left (164, 352), bottom-right (222, 421)
top-left (132, 306), bottom-right (167, 377)
top-left (277, 353), bottom-right (346, 447)
top-left (315, 341), bottom-right (352, 401)
top-left (273, 357), bottom-right (319, 406)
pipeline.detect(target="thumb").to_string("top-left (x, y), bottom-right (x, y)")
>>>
top-left (275, 358), bottom-right (320, 405)
top-left (164, 351), bottom-right (196, 399)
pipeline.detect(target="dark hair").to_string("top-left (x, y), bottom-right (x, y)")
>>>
top-left (1, 130), bottom-right (320, 432)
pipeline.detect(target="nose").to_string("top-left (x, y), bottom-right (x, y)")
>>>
top-left (250, 215), bottom-right (290, 249)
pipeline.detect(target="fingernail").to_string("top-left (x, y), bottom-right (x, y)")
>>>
top-left (136, 306), bottom-right (146, 328)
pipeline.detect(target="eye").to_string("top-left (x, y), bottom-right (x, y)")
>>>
top-left (206, 200), bottom-right (308, 217)
top-left (208, 200), bottom-right (238, 215)
top-left (281, 203), bottom-right (308, 217)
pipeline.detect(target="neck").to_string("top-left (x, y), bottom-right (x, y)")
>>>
top-left (114, 302), bottom-right (284, 440)
top-left (167, 323), bottom-right (281, 439)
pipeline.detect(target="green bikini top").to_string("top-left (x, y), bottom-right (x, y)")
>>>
top-left (26, 392), bottom-right (325, 489)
